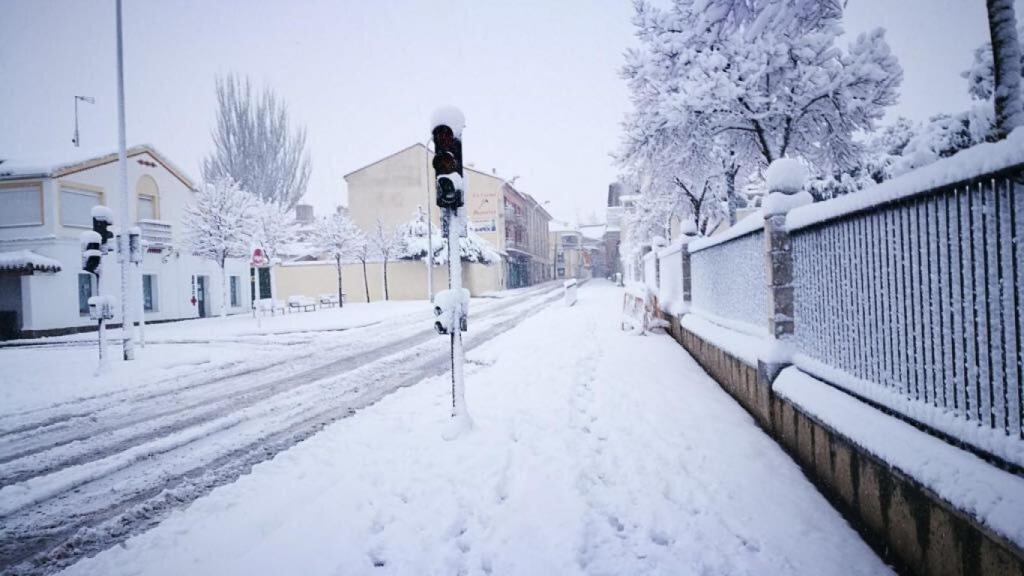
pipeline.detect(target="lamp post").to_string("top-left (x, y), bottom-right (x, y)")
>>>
top-left (115, 0), bottom-right (134, 360)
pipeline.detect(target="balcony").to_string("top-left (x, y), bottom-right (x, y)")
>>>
top-left (137, 219), bottom-right (173, 251)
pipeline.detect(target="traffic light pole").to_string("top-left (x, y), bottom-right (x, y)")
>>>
top-left (444, 207), bottom-right (467, 424)
top-left (115, 0), bottom-right (134, 361)
top-left (431, 107), bottom-right (471, 437)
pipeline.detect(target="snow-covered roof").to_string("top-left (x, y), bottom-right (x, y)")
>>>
top-left (0, 250), bottom-right (62, 274)
top-left (0, 144), bottom-right (196, 190)
top-left (578, 224), bottom-right (607, 241)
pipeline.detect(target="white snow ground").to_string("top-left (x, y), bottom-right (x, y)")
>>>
top-left (58, 281), bottom-right (891, 576)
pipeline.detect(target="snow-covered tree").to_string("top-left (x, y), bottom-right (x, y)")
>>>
top-left (396, 207), bottom-right (500, 265)
top-left (201, 74), bottom-right (312, 209)
top-left (618, 0), bottom-right (903, 239)
top-left (250, 199), bottom-right (299, 261)
top-left (314, 212), bottom-right (364, 308)
top-left (370, 218), bottom-right (402, 301)
top-left (182, 177), bottom-right (256, 317)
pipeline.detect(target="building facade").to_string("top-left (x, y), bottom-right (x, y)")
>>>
top-left (0, 146), bottom-right (252, 339)
top-left (288, 143), bottom-right (551, 301)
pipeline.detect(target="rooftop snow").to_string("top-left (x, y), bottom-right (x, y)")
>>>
top-left (0, 250), bottom-right (62, 274)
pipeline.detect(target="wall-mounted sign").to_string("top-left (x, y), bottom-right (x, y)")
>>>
top-left (469, 219), bottom-right (496, 233)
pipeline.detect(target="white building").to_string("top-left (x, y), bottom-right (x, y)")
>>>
top-left (0, 145), bottom-right (252, 339)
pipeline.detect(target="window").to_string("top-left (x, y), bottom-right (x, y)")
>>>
top-left (78, 273), bottom-right (96, 316)
top-left (61, 186), bottom-right (102, 228)
top-left (0, 185), bottom-right (43, 227)
top-left (142, 274), bottom-right (158, 312)
top-left (230, 276), bottom-right (240, 307)
top-left (138, 195), bottom-right (156, 220)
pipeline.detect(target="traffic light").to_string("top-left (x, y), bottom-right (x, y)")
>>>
top-left (432, 123), bottom-right (464, 209)
top-left (80, 231), bottom-right (102, 274)
top-left (91, 206), bottom-right (114, 252)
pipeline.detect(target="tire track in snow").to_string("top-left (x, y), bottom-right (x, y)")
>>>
top-left (0, 283), bottom-right (559, 479)
top-left (0, 286), bottom-right (564, 576)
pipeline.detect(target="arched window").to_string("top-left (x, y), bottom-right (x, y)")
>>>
top-left (136, 175), bottom-right (159, 221)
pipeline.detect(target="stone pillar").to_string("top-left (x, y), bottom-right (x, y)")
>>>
top-left (759, 159), bottom-right (812, 383)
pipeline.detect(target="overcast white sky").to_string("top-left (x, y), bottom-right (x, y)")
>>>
top-left (0, 1), bottom-right (1017, 223)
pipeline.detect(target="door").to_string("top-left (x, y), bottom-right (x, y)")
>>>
top-left (196, 275), bottom-right (208, 318)
top-left (258, 268), bottom-right (272, 299)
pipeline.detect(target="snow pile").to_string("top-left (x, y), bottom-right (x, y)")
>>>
top-left (788, 126), bottom-right (1024, 231)
top-left (775, 367), bottom-right (1024, 550)
top-left (430, 105), bottom-right (466, 137)
top-left (0, 250), bottom-right (62, 273)
top-left (765, 158), bottom-right (808, 193)
top-left (60, 283), bottom-right (891, 576)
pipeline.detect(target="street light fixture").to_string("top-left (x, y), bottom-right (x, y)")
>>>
top-left (72, 95), bottom-right (95, 148)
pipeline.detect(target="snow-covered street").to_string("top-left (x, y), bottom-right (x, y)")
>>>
top-left (0, 282), bottom-right (565, 575)
top-left (37, 281), bottom-right (889, 576)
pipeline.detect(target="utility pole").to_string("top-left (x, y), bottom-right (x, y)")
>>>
top-left (431, 107), bottom-right (472, 438)
top-left (115, 0), bottom-right (134, 360)
top-left (424, 141), bottom-right (435, 302)
top-left (72, 96), bottom-right (95, 148)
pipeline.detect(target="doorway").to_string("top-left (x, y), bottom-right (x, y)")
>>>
top-left (196, 275), bottom-right (209, 318)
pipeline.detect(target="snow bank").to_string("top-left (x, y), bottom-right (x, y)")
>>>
top-left (679, 313), bottom-right (768, 367)
top-left (793, 354), bottom-right (1024, 470)
top-left (787, 127), bottom-right (1024, 231)
top-left (0, 250), bottom-right (62, 273)
top-left (775, 367), bottom-right (1024, 549)
top-left (688, 210), bottom-right (764, 253)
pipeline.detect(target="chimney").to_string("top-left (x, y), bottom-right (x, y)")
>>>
top-left (295, 204), bottom-right (314, 224)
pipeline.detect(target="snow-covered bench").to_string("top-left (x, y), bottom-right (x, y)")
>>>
top-left (287, 295), bottom-right (317, 312)
top-left (255, 298), bottom-right (285, 316)
top-left (318, 293), bottom-right (345, 308)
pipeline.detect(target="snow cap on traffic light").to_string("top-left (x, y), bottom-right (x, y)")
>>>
top-left (430, 105), bottom-right (465, 137)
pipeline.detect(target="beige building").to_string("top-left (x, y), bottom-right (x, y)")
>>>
top-left (549, 221), bottom-right (587, 280)
top-left (274, 143), bottom-right (552, 302)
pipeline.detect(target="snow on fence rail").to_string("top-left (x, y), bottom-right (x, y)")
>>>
top-left (791, 167), bottom-right (1024, 443)
top-left (646, 138), bottom-right (1024, 463)
top-left (689, 227), bottom-right (767, 335)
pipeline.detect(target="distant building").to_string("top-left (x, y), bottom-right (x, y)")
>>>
top-left (0, 145), bottom-right (252, 339)
top-left (272, 144), bottom-right (552, 301)
top-left (549, 220), bottom-right (585, 280)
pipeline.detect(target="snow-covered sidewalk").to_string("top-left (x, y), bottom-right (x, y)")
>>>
top-left (61, 281), bottom-right (890, 576)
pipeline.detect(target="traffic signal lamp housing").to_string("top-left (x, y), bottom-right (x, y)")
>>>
top-left (80, 230), bottom-right (103, 274)
top-left (432, 124), bottom-right (464, 210)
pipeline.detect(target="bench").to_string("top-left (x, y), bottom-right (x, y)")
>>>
top-left (254, 298), bottom-right (285, 316)
top-left (287, 295), bottom-right (317, 312)
top-left (318, 293), bottom-right (345, 308)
